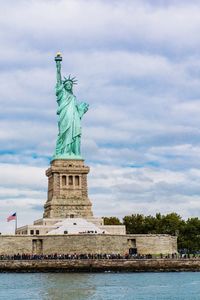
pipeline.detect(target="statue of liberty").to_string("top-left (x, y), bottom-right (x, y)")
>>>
top-left (53, 53), bottom-right (89, 159)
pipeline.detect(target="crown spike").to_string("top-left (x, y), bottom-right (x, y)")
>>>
top-left (63, 74), bottom-right (78, 85)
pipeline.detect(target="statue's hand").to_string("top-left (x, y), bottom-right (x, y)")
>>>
top-left (77, 102), bottom-right (89, 119)
top-left (83, 103), bottom-right (89, 113)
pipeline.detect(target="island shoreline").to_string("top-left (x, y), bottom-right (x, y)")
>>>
top-left (0, 259), bottom-right (200, 272)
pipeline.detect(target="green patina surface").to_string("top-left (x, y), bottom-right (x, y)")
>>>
top-left (53, 53), bottom-right (89, 160)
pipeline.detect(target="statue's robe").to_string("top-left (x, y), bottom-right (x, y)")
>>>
top-left (55, 82), bottom-right (87, 156)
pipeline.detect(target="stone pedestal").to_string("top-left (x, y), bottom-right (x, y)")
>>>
top-left (43, 159), bottom-right (93, 218)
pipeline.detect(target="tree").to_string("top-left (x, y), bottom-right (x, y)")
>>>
top-left (103, 217), bottom-right (122, 225)
top-left (179, 218), bottom-right (200, 251)
top-left (143, 215), bottom-right (159, 234)
top-left (158, 213), bottom-right (184, 235)
top-left (123, 214), bottom-right (146, 234)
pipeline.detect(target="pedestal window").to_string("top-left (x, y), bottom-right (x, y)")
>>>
top-left (62, 175), bottom-right (67, 186)
top-left (75, 175), bottom-right (80, 186)
top-left (69, 175), bottom-right (73, 185)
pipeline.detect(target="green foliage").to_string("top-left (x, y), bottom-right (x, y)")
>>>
top-left (103, 217), bottom-right (122, 225)
top-left (122, 213), bottom-right (200, 251)
top-left (157, 213), bottom-right (184, 235)
top-left (179, 218), bottom-right (200, 251)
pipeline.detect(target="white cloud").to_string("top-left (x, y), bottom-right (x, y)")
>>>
top-left (89, 163), bottom-right (200, 219)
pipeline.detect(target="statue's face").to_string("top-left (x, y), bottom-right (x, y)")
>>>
top-left (64, 81), bottom-right (73, 92)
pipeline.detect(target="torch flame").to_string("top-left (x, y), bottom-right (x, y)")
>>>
top-left (56, 52), bottom-right (62, 57)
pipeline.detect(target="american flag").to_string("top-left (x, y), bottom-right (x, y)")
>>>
top-left (7, 212), bottom-right (16, 222)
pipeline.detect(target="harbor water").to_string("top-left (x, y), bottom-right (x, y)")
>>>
top-left (0, 272), bottom-right (200, 299)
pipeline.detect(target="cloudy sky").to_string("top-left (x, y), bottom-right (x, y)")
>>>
top-left (1, 0), bottom-right (200, 233)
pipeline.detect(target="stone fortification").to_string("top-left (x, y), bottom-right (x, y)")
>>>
top-left (43, 159), bottom-right (93, 218)
top-left (0, 234), bottom-right (177, 255)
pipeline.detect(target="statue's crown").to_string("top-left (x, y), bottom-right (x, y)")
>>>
top-left (63, 75), bottom-right (78, 85)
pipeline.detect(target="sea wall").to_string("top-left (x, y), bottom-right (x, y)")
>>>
top-left (0, 259), bottom-right (199, 272)
top-left (0, 234), bottom-right (177, 255)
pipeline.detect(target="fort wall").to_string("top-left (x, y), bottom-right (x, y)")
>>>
top-left (0, 234), bottom-right (177, 255)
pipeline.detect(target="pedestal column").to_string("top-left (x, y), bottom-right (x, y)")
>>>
top-left (43, 159), bottom-right (93, 218)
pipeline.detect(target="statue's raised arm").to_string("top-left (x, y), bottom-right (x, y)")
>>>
top-left (55, 52), bottom-right (62, 85)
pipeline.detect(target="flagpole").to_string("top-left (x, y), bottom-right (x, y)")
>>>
top-left (15, 213), bottom-right (17, 235)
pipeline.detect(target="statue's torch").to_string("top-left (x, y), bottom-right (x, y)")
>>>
top-left (55, 52), bottom-right (62, 83)
top-left (55, 52), bottom-right (62, 62)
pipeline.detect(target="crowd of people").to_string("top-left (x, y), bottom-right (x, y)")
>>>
top-left (0, 252), bottom-right (195, 260)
